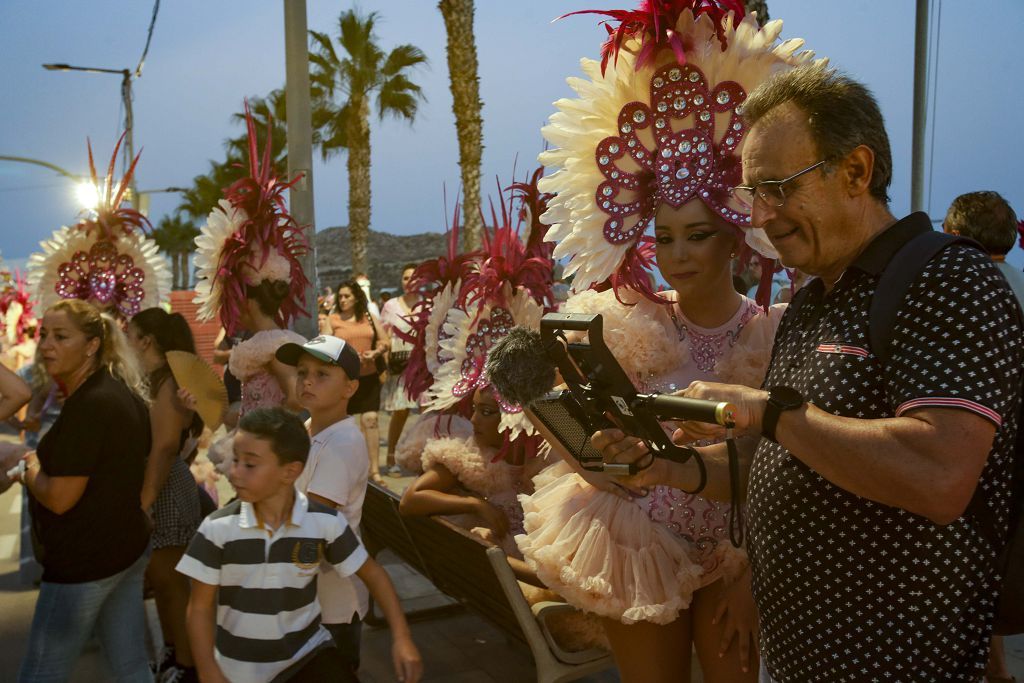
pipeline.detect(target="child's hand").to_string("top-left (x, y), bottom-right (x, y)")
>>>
top-left (391, 635), bottom-right (423, 683)
top-left (474, 498), bottom-right (509, 538)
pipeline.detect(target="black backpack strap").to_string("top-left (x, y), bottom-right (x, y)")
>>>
top-left (869, 230), bottom-right (1011, 545)
top-left (868, 231), bottom-right (980, 364)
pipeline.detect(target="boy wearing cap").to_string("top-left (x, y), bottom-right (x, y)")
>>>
top-left (275, 335), bottom-right (370, 674)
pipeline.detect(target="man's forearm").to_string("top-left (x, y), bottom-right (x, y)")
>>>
top-left (775, 403), bottom-right (993, 524)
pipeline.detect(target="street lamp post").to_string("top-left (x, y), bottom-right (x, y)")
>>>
top-left (283, 0), bottom-right (319, 338)
top-left (42, 63), bottom-right (137, 208)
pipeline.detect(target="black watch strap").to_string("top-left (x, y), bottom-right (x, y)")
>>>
top-left (762, 386), bottom-right (803, 443)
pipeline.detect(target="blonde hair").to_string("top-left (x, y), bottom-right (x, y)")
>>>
top-left (25, 345), bottom-right (52, 393)
top-left (48, 300), bottom-right (150, 402)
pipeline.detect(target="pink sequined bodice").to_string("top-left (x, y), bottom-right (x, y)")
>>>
top-left (240, 371), bottom-right (287, 416)
top-left (486, 464), bottom-right (527, 533)
top-left (636, 295), bottom-right (763, 575)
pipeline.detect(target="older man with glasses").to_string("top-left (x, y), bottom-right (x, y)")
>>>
top-left (597, 63), bottom-right (1022, 681)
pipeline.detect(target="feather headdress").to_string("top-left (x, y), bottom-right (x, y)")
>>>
top-left (539, 2), bottom-right (820, 302)
top-left (0, 270), bottom-right (36, 346)
top-left (27, 134), bottom-right (170, 317)
top-left (193, 101), bottom-right (309, 334)
top-left (405, 172), bottom-right (557, 458)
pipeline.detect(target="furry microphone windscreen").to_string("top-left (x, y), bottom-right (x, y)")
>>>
top-left (485, 326), bottom-right (556, 407)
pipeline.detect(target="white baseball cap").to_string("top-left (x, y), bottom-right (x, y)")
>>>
top-left (276, 335), bottom-right (361, 379)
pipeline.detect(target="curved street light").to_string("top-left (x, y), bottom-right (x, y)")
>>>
top-left (41, 62), bottom-right (136, 207)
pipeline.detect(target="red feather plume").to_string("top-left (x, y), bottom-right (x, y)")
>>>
top-left (398, 202), bottom-right (483, 405)
top-left (560, 0), bottom-right (746, 75)
top-left (214, 100), bottom-right (310, 334)
top-left (76, 132), bottom-right (150, 240)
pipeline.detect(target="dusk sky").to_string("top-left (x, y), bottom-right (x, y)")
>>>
top-left (2, 1), bottom-right (1022, 269)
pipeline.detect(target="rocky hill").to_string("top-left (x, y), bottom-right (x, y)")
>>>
top-left (315, 226), bottom-right (449, 296)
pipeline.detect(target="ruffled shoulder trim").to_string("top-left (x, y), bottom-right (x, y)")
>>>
top-left (562, 288), bottom-right (685, 380)
top-left (229, 329), bottom-right (306, 380)
top-left (421, 436), bottom-right (515, 497)
top-left (714, 302), bottom-right (784, 388)
top-left (395, 413), bottom-right (474, 474)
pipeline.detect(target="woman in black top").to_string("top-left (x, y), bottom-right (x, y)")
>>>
top-left (127, 308), bottom-right (203, 680)
top-left (14, 299), bottom-right (153, 683)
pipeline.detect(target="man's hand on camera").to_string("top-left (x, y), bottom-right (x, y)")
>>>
top-left (591, 428), bottom-right (671, 493)
top-left (676, 381), bottom-right (768, 437)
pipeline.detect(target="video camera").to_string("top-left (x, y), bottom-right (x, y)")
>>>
top-left (527, 312), bottom-right (737, 493)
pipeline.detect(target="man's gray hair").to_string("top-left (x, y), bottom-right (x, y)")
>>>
top-left (741, 64), bottom-right (893, 204)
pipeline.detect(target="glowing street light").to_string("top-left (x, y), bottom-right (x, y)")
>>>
top-left (73, 180), bottom-right (101, 212)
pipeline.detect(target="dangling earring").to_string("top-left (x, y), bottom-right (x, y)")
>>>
top-left (729, 252), bottom-right (737, 259)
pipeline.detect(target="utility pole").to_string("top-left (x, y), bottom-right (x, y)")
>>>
top-left (283, 0), bottom-right (318, 338)
top-left (911, 0), bottom-right (929, 214)
top-left (41, 64), bottom-right (137, 208)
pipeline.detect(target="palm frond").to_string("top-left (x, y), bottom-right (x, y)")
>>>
top-left (319, 102), bottom-right (354, 158)
top-left (338, 9), bottom-right (379, 56)
top-left (308, 29), bottom-right (340, 67)
top-left (378, 74), bottom-right (424, 121)
top-left (382, 44), bottom-right (428, 77)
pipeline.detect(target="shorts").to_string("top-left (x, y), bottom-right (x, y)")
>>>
top-left (349, 373), bottom-right (381, 415)
top-left (151, 458), bottom-right (201, 549)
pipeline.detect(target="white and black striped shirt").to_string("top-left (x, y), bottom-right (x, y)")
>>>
top-left (177, 490), bottom-right (367, 683)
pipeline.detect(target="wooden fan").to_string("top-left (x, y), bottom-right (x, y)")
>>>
top-left (166, 351), bottom-right (228, 431)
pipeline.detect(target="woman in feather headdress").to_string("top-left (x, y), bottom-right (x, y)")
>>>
top-left (512, 3), bottom-right (823, 680)
top-left (398, 181), bottom-right (555, 545)
top-left (192, 102), bottom-right (310, 418)
top-left (397, 181), bottom-right (610, 653)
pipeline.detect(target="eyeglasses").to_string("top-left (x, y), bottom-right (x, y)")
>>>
top-left (731, 160), bottom-right (827, 208)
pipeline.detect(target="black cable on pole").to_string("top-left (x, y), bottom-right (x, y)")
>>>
top-left (134, 0), bottom-right (161, 79)
top-left (926, 0), bottom-right (942, 214)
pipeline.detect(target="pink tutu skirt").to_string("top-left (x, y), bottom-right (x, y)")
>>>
top-left (516, 462), bottom-right (705, 625)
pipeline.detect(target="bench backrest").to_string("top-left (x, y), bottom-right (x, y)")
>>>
top-left (361, 482), bottom-right (526, 642)
top-left (403, 512), bottom-right (527, 642)
top-left (361, 482), bottom-right (431, 579)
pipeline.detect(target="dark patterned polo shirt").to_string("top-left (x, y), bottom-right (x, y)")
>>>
top-left (748, 213), bottom-right (1022, 681)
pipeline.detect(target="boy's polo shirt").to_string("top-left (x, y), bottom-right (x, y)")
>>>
top-left (177, 490), bottom-right (368, 683)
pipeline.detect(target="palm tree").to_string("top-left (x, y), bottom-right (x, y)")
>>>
top-left (309, 9), bottom-right (427, 276)
top-left (150, 216), bottom-right (179, 288)
top-left (744, 0), bottom-right (769, 24)
top-left (152, 214), bottom-right (199, 289)
top-left (438, 0), bottom-right (484, 251)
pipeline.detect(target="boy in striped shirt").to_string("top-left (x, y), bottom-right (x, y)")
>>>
top-left (177, 408), bottom-right (422, 683)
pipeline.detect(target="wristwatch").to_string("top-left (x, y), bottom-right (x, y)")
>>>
top-left (762, 386), bottom-right (804, 443)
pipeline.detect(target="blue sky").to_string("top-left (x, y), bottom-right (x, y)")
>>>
top-left (2, 1), bottom-right (1022, 268)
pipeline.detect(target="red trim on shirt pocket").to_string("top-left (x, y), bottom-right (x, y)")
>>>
top-left (815, 343), bottom-right (869, 358)
top-left (895, 397), bottom-right (1003, 426)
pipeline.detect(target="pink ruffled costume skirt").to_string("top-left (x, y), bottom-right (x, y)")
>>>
top-left (515, 462), bottom-right (747, 625)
